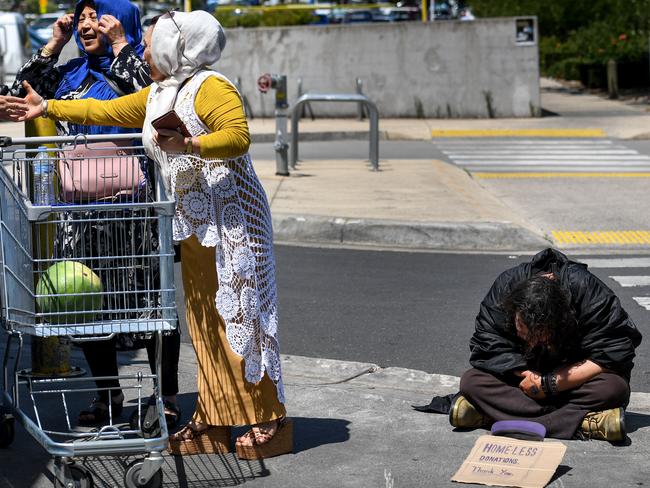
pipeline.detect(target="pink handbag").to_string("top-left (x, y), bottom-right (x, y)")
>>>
top-left (58, 141), bottom-right (145, 202)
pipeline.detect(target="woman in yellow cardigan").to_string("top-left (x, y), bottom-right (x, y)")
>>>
top-left (19, 11), bottom-right (291, 460)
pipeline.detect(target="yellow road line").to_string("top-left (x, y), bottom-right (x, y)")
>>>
top-left (474, 172), bottom-right (650, 179)
top-left (431, 129), bottom-right (606, 138)
top-left (553, 231), bottom-right (650, 245)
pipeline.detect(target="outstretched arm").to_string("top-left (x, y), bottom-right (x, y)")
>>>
top-left (19, 81), bottom-right (149, 129)
top-left (0, 96), bottom-right (27, 121)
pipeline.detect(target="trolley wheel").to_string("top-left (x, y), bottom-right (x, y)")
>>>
top-left (0, 414), bottom-right (15, 448)
top-left (124, 460), bottom-right (163, 488)
top-left (53, 463), bottom-right (94, 488)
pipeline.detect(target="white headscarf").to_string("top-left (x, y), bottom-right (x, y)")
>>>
top-left (142, 11), bottom-right (227, 187)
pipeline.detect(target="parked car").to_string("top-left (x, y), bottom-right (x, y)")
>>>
top-left (311, 9), bottom-right (331, 24)
top-left (342, 9), bottom-right (374, 23)
top-left (433, 2), bottom-right (453, 20)
top-left (374, 6), bottom-right (420, 22)
top-left (0, 12), bottom-right (31, 86)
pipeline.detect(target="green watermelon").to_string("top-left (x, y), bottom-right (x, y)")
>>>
top-left (36, 261), bottom-right (103, 324)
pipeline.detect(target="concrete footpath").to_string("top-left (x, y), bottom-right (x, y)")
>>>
top-left (1, 343), bottom-right (649, 487)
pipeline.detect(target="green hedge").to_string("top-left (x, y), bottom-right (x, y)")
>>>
top-left (215, 8), bottom-right (320, 28)
top-left (471, 0), bottom-right (650, 86)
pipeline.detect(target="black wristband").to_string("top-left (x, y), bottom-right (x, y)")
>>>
top-left (541, 374), bottom-right (551, 396)
top-left (548, 373), bottom-right (558, 395)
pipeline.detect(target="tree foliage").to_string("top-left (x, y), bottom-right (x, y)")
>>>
top-left (470, 0), bottom-right (650, 82)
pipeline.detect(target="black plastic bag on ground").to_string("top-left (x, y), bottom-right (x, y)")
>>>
top-left (412, 392), bottom-right (459, 414)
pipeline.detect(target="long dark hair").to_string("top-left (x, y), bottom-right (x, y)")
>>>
top-left (502, 275), bottom-right (579, 369)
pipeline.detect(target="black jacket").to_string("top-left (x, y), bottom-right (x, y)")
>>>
top-left (469, 248), bottom-right (642, 379)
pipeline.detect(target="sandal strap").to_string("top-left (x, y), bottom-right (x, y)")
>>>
top-left (170, 423), bottom-right (208, 441)
top-left (243, 417), bottom-right (285, 446)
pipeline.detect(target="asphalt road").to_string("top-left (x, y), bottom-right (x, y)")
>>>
top-left (183, 139), bottom-right (650, 393)
top-left (249, 139), bottom-right (446, 162)
top-left (175, 246), bottom-right (650, 393)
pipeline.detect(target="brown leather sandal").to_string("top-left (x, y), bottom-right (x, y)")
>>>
top-left (235, 417), bottom-right (293, 460)
top-left (168, 423), bottom-right (231, 456)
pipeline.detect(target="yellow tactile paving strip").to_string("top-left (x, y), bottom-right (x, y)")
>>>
top-left (431, 129), bottom-right (606, 138)
top-left (552, 231), bottom-right (650, 245)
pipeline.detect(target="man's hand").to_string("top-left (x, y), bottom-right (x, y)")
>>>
top-left (515, 370), bottom-right (546, 400)
top-left (0, 95), bottom-right (28, 121)
top-left (98, 15), bottom-right (128, 56)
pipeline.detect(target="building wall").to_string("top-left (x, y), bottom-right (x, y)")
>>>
top-left (217, 17), bottom-right (540, 118)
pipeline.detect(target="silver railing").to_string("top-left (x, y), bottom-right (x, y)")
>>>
top-left (290, 93), bottom-right (380, 171)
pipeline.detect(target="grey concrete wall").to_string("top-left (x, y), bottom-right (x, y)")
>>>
top-left (217, 18), bottom-right (540, 118)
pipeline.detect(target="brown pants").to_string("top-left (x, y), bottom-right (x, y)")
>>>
top-left (460, 368), bottom-right (630, 439)
top-left (181, 235), bottom-right (286, 427)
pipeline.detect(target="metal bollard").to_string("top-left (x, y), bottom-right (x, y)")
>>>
top-left (258, 73), bottom-right (290, 176)
top-left (290, 93), bottom-right (380, 171)
top-left (356, 78), bottom-right (368, 121)
top-left (297, 77), bottom-right (315, 121)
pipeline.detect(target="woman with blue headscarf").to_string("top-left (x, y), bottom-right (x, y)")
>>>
top-left (12, 0), bottom-right (182, 427)
top-left (12, 0), bottom-right (148, 135)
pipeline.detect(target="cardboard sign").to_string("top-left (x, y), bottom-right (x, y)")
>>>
top-left (451, 435), bottom-right (567, 488)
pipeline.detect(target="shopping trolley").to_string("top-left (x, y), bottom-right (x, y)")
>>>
top-left (0, 133), bottom-right (177, 487)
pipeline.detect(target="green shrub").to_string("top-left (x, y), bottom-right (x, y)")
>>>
top-left (216, 8), bottom-right (318, 28)
top-left (471, 0), bottom-right (650, 85)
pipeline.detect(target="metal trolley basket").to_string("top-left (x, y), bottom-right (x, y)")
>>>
top-left (0, 133), bottom-right (177, 488)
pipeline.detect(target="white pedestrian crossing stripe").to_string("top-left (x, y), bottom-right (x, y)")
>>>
top-left (632, 297), bottom-right (650, 310)
top-left (578, 257), bottom-right (650, 313)
top-left (582, 258), bottom-right (650, 268)
top-left (436, 138), bottom-right (650, 173)
top-left (609, 276), bottom-right (650, 287)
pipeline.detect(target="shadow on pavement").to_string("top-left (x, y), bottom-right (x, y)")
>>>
top-left (624, 411), bottom-right (650, 434)
top-left (549, 464), bottom-right (573, 484)
top-left (78, 417), bottom-right (350, 486)
top-left (230, 416), bottom-right (351, 454)
top-left (290, 416), bottom-right (351, 454)
top-left (82, 453), bottom-right (268, 487)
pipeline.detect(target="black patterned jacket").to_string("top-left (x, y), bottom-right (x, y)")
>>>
top-left (9, 45), bottom-right (151, 134)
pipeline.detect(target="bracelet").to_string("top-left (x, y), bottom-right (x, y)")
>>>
top-left (41, 99), bottom-right (49, 119)
top-left (542, 373), bottom-right (558, 396)
top-left (185, 137), bottom-right (193, 154)
top-left (541, 374), bottom-right (550, 395)
top-left (41, 46), bottom-right (54, 58)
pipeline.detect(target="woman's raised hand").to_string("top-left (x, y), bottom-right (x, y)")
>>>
top-left (98, 15), bottom-right (128, 56)
top-left (47, 14), bottom-right (74, 54)
top-left (17, 81), bottom-right (46, 122)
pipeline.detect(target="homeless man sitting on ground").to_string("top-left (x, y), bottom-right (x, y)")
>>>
top-left (451, 248), bottom-right (642, 441)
